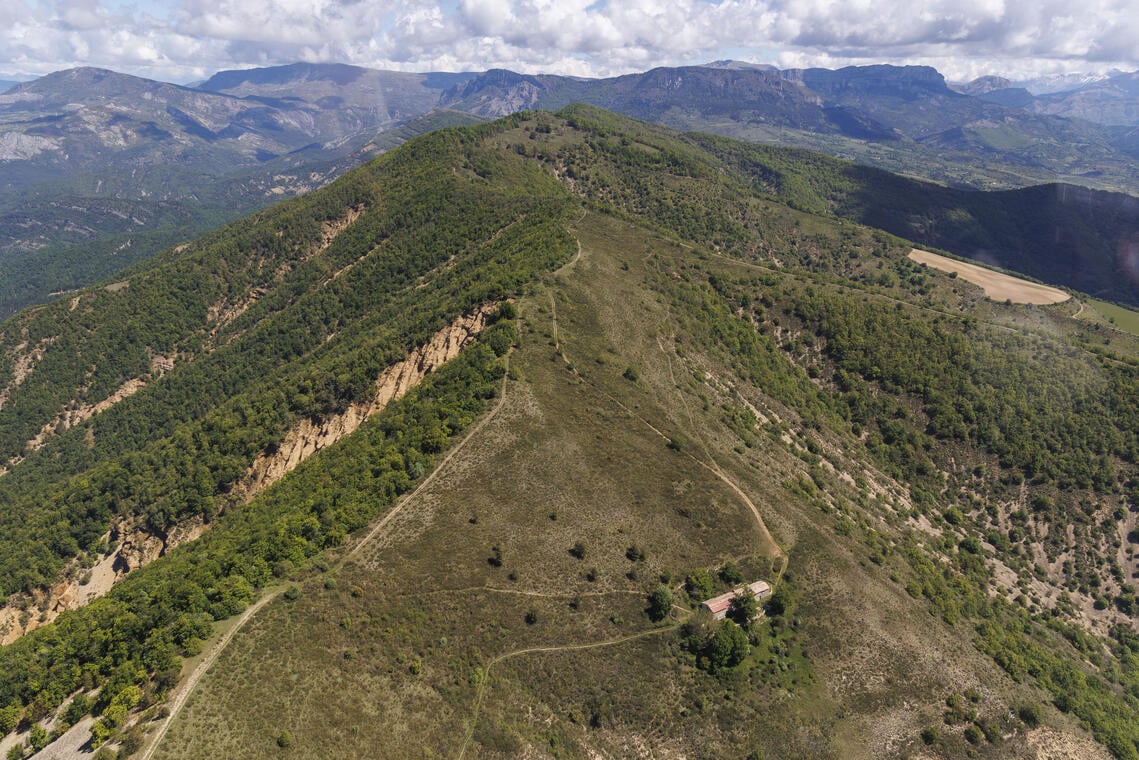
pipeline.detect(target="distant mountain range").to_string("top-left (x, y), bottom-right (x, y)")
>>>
top-left (4, 60), bottom-right (1139, 315)
top-left (442, 64), bottom-right (1139, 194)
top-left (957, 70), bottom-right (1139, 127)
top-left (3, 104), bottom-right (1139, 759)
top-left (0, 64), bottom-right (481, 315)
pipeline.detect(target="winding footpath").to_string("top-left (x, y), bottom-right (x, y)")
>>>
top-left (140, 220), bottom-right (784, 759)
top-left (456, 627), bottom-right (678, 760)
top-left (455, 231), bottom-right (788, 758)
top-left (138, 354), bottom-right (515, 760)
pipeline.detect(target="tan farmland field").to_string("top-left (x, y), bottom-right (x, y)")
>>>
top-left (909, 248), bottom-right (1070, 305)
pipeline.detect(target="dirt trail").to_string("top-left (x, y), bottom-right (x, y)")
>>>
top-left (139, 339), bottom-right (515, 760)
top-left (550, 288), bottom-right (784, 567)
top-left (452, 236), bottom-right (794, 756)
top-left (236, 305), bottom-right (497, 505)
top-left (653, 315), bottom-right (785, 569)
top-left (456, 626), bottom-right (678, 760)
top-left (138, 591), bottom-right (278, 760)
top-left (343, 349), bottom-right (513, 563)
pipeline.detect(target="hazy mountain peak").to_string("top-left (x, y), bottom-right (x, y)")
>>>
top-left (5, 66), bottom-right (190, 104)
top-left (199, 61), bottom-right (371, 92)
top-left (953, 74), bottom-right (1014, 95)
top-left (701, 59), bottom-right (779, 72)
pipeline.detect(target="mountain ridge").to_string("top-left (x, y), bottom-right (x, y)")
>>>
top-left (5, 61), bottom-right (1139, 351)
top-left (1, 107), bottom-right (1138, 759)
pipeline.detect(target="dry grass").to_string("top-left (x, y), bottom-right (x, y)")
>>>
top-left (148, 213), bottom-right (1075, 759)
top-left (909, 248), bottom-right (1070, 304)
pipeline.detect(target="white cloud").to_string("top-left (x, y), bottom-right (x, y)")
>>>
top-left (2, 0), bottom-right (1137, 83)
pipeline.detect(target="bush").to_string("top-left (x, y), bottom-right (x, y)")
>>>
top-left (647, 585), bottom-right (673, 622)
top-left (28, 725), bottom-right (47, 752)
top-left (0, 704), bottom-right (19, 735)
top-left (719, 562), bottom-right (744, 585)
top-left (119, 726), bottom-right (145, 756)
top-left (277, 730), bottom-right (294, 748)
top-left (685, 569), bottom-right (716, 601)
top-left (1017, 703), bottom-right (1042, 727)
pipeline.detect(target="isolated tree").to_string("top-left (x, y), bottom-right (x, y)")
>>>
top-left (766, 584), bottom-right (791, 617)
top-left (685, 568), bottom-right (716, 601)
top-left (706, 620), bottom-right (750, 672)
top-left (647, 585), bottom-right (673, 621)
top-left (727, 590), bottom-right (758, 629)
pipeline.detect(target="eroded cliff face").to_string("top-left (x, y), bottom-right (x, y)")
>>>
top-left (0, 516), bottom-right (206, 645)
top-left (0, 304), bottom-right (497, 645)
top-left (238, 303), bottom-right (497, 502)
top-left (25, 352), bottom-right (177, 453)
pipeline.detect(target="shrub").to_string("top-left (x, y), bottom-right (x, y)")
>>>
top-left (719, 562), bottom-right (744, 585)
top-left (1017, 703), bottom-right (1042, 727)
top-left (647, 585), bottom-right (673, 622)
top-left (685, 569), bottom-right (716, 601)
top-left (0, 704), bottom-right (19, 735)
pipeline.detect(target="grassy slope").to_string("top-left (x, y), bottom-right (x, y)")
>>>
top-left (153, 211), bottom-right (1061, 760)
top-left (686, 132), bottom-right (1139, 308)
top-left (4, 110), bottom-right (1138, 759)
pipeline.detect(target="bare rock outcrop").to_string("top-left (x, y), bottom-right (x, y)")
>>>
top-left (0, 515), bottom-right (205, 645)
top-left (0, 304), bottom-right (496, 645)
top-left (240, 303), bottom-right (497, 501)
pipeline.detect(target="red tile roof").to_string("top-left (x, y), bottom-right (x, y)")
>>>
top-left (699, 580), bottom-right (771, 619)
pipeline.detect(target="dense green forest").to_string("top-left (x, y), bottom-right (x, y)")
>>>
top-left (0, 119), bottom-right (575, 600)
top-left (1, 107), bottom-right (1138, 758)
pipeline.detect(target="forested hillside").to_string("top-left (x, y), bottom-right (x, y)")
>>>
top-left (1, 108), bottom-right (1138, 759)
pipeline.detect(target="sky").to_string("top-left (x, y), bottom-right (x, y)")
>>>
top-left (1, 0), bottom-right (1136, 86)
